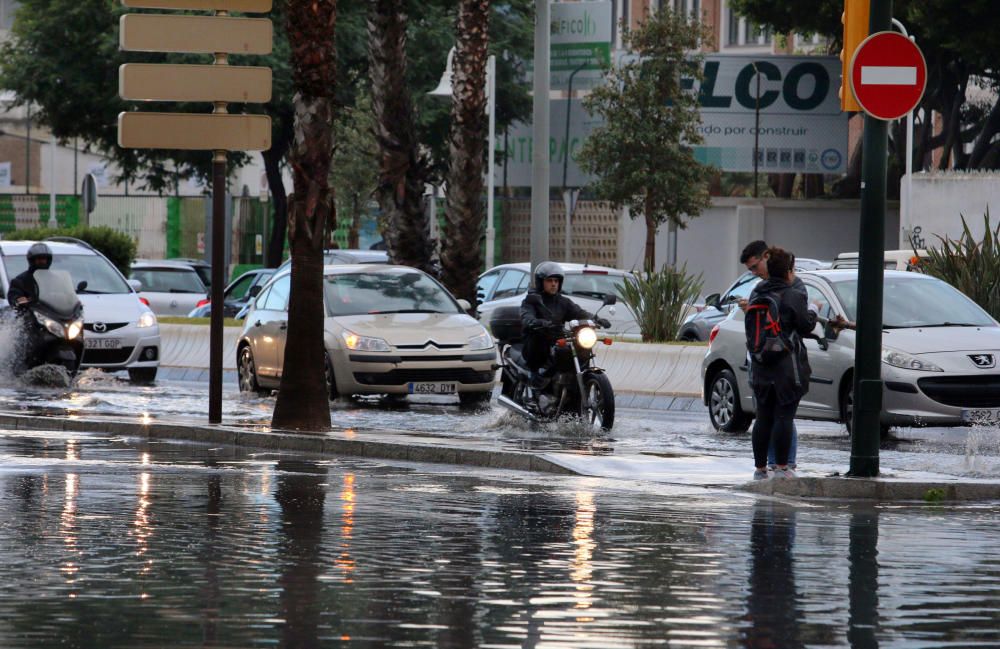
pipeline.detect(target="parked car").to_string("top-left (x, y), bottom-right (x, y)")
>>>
top-left (702, 269), bottom-right (1000, 436)
top-left (275, 249), bottom-right (389, 275)
top-left (831, 250), bottom-right (927, 271)
top-left (130, 260), bottom-right (209, 316)
top-left (0, 239), bottom-right (160, 383)
top-left (236, 264), bottom-right (496, 404)
top-left (187, 267), bottom-right (275, 318)
top-left (475, 263), bottom-right (640, 339)
top-left (166, 257), bottom-right (213, 289)
top-left (679, 258), bottom-right (830, 342)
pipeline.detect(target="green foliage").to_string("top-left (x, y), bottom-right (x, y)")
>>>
top-left (921, 211), bottom-right (1000, 321)
top-left (4, 226), bottom-right (136, 276)
top-left (578, 8), bottom-right (715, 267)
top-left (619, 264), bottom-right (703, 342)
top-left (923, 487), bottom-right (946, 503)
top-left (330, 90), bottom-right (379, 244)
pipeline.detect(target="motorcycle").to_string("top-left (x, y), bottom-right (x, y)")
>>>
top-left (7, 269), bottom-right (85, 377)
top-left (491, 295), bottom-right (617, 431)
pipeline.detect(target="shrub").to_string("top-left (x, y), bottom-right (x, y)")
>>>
top-left (920, 211), bottom-right (1000, 322)
top-left (3, 226), bottom-right (137, 277)
top-left (620, 263), bottom-right (703, 342)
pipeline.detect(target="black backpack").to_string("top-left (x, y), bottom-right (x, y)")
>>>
top-left (745, 293), bottom-right (791, 365)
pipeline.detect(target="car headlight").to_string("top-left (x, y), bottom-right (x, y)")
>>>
top-left (342, 330), bottom-right (391, 352)
top-left (137, 311), bottom-right (157, 328)
top-left (467, 330), bottom-right (494, 350)
top-left (67, 319), bottom-right (83, 340)
top-left (881, 347), bottom-right (943, 372)
top-left (577, 326), bottom-right (598, 349)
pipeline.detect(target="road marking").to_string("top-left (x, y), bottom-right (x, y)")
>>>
top-left (861, 66), bottom-right (917, 85)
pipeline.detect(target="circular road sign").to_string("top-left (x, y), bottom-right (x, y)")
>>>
top-left (850, 31), bottom-right (927, 120)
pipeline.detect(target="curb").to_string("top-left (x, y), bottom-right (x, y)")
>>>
top-left (741, 476), bottom-right (1000, 502)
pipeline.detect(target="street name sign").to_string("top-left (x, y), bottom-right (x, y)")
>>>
top-left (120, 64), bottom-right (272, 103)
top-left (849, 31), bottom-right (927, 120)
top-left (119, 14), bottom-right (273, 54)
top-left (118, 112), bottom-right (272, 151)
top-left (122, 0), bottom-right (270, 10)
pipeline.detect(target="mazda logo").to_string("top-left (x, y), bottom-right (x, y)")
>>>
top-left (93, 322), bottom-right (107, 333)
top-left (969, 354), bottom-right (996, 369)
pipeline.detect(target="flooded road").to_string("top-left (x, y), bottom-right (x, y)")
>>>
top-left (1, 428), bottom-right (999, 647)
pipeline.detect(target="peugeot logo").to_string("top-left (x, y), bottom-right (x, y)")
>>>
top-left (969, 354), bottom-right (996, 369)
top-left (93, 322), bottom-right (107, 333)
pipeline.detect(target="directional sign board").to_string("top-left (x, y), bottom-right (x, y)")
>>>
top-left (119, 14), bottom-right (272, 54)
top-left (122, 0), bottom-right (270, 10)
top-left (118, 113), bottom-right (271, 151)
top-left (120, 64), bottom-right (272, 103)
top-left (849, 31), bottom-right (927, 121)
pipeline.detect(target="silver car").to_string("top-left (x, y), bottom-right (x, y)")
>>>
top-left (130, 260), bottom-right (209, 316)
top-left (702, 270), bottom-right (1000, 435)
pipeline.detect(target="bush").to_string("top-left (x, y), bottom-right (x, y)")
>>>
top-left (920, 211), bottom-right (1000, 322)
top-left (620, 263), bottom-right (703, 342)
top-left (3, 226), bottom-right (137, 277)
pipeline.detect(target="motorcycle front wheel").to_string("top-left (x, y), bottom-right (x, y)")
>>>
top-left (582, 372), bottom-right (615, 432)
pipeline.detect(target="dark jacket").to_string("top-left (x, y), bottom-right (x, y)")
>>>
top-left (519, 289), bottom-right (593, 368)
top-left (748, 276), bottom-right (817, 405)
top-left (7, 269), bottom-right (39, 308)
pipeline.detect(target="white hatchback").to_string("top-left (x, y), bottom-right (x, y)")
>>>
top-left (130, 260), bottom-right (209, 316)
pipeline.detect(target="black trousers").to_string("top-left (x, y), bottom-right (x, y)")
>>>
top-left (752, 385), bottom-right (799, 468)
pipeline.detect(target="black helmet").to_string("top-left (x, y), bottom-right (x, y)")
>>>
top-left (533, 261), bottom-right (564, 291)
top-left (27, 242), bottom-right (52, 270)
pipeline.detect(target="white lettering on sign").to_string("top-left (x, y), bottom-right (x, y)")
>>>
top-left (861, 66), bottom-right (917, 86)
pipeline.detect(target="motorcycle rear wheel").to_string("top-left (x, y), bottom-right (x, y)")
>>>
top-left (583, 372), bottom-right (615, 432)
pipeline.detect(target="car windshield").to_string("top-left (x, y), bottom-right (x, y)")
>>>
top-left (562, 273), bottom-right (628, 300)
top-left (3, 252), bottom-right (131, 294)
top-left (832, 277), bottom-right (995, 328)
top-left (131, 268), bottom-right (206, 293)
top-left (323, 271), bottom-right (459, 316)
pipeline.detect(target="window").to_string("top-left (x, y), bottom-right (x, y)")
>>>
top-left (130, 268), bottom-right (205, 293)
top-left (492, 270), bottom-right (528, 300)
top-left (476, 270), bottom-right (502, 303)
top-left (226, 273), bottom-right (257, 301)
top-left (262, 274), bottom-right (291, 311)
top-left (323, 271), bottom-right (459, 317)
top-left (805, 285), bottom-right (834, 321)
top-left (723, 273), bottom-right (760, 303)
top-left (724, 4), bottom-right (772, 48)
top-left (4, 252), bottom-right (131, 295)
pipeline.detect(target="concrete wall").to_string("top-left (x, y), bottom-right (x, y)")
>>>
top-left (901, 172), bottom-right (1000, 249)
top-left (618, 197), bottom-right (900, 296)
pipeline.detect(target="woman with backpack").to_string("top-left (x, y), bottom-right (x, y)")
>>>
top-left (744, 248), bottom-right (817, 480)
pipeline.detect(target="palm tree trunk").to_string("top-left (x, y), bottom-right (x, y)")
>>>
top-left (272, 0), bottom-right (338, 432)
top-left (263, 118), bottom-right (292, 268)
top-left (440, 0), bottom-right (490, 304)
top-left (643, 191), bottom-right (656, 271)
top-left (368, 0), bottom-right (434, 273)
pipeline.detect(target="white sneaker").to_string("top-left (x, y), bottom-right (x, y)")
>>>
top-left (773, 467), bottom-right (797, 479)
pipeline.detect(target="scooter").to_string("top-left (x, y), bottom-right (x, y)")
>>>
top-left (8, 269), bottom-right (85, 377)
top-left (491, 295), bottom-right (617, 431)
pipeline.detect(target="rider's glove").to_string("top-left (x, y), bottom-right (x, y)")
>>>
top-left (596, 317), bottom-right (612, 329)
top-left (532, 319), bottom-right (553, 330)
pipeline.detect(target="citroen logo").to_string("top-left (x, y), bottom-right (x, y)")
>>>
top-left (969, 354), bottom-right (995, 369)
top-left (93, 322), bottom-right (107, 333)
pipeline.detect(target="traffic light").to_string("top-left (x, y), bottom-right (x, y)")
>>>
top-left (840, 0), bottom-right (870, 112)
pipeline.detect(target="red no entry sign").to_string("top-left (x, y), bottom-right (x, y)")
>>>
top-left (850, 31), bottom-right (927, 120)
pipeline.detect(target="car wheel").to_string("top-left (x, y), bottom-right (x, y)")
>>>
top-left (678, 327), bottom-right (700, 342)
top-left (840, 381), bottom-right (891, 438)
top-left (708, 368), bottom-right (752, 433)
top-left (238, 346), bottom-right (264, 395)
top-left (459, 391), bottom-right (492, 409)
top-left (128, 367), bottom-right (157, 385)
top-left (324, 354), bottom-right (339, 400)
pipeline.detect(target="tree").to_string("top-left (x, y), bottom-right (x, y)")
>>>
top-left (271, 0), bottom-right (338, 431)
top-left (368, 0), bottom-right (434, 273)
top-left (440, 0), bottom-right (490, 304)
top-left (330, 90), bottom-right (379, 249)
top-left (578, 9), bottom-right (714, 270)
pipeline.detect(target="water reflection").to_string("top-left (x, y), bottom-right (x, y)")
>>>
top-left (744, 502), bottom-right (801, 648)
top-left (60, 440), bottom-right (80, 594)
top-left (848, 508), bottom-right (880, 648)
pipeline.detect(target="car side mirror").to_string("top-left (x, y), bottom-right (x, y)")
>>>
top-left (78, 280), bottom-right (91, 292)
top-left (602, 294), bottom-right (617, 306)
top-left (705, 293), bottom-right (721, 310)
top-left (457, 298), bottom-right (472, 312)
top-left (824, 321), bottom-right (840, 341)
top-left (248, 285), bottom-right (262, 298)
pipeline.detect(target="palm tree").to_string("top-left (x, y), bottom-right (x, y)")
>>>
top-left (271, 0), bottom-right (338, 431)
top-left (440, 0), bottom-right (490, 304)
top-left (368, 0), bottom-right (434, 273)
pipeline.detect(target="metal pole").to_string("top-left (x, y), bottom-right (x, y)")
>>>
top-left (530, 0), bottom-right (551, 271)
top-left (753, 62), bottom-right (761, 199)
top-left (486, 54), bottom-right (497, 269)
top-left (562, 61), bottom-right (586, 262)
top-left (892, 19), bottom-right (914, 241)
top-left (208, 23), bottom-right (229, 424)
top-left (25, 105), bottom-right (30, 194)
top-left (849, 0), bottom-right (892, 478)
top-left (48, 138), bottom-right (57, 227)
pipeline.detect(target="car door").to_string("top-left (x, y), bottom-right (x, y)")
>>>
top-left (479, 269), bottom-right (530, 325)
top-left (475, 269), bottom-right (503, 310)
top-left (248, 274), bottom-right (290, 378)
top-left (796, 280), bottom-right (843, 418)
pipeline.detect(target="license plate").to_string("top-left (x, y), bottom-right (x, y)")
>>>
top-left (85, 337), bottom-right (122, 349)
top-left (962, 409), bottom-right (1000, 425)
top-left (407, 382), bottom-right (457, 395)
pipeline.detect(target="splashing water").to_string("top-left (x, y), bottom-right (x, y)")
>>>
top-left (0, 315), bottom-right (27, 383)
top-left (19, 364), bottom-right (73, 388)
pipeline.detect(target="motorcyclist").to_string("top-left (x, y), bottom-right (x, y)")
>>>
top-left (8, 242), bottom-right (53, 308)
top-left (520, 261), bottom-right (611, 403)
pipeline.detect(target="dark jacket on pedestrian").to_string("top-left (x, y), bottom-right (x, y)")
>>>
top-left (748, 276), bottom-right (816, 405)
top-left (519, 288), bottom-right (592, 369)
top-left (7, 269), bottom-right (40, 308)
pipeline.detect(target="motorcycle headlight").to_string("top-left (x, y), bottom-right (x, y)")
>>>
top-left (577, 326), bottom-right (598, 349)
top-left (342, 330), bottom-right (391, 352)
top-left (467, 330), bottom-right (494, 350)
top-left (35, 312), bottom-right (64, 338)
top-left (137, 311), bottom-right (157, 328)
top-left (881, 347), bottom-right (943, 372)
top-left (67, 319), bottom-right (83, 340)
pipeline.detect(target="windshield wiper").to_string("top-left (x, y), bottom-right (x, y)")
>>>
top-left (917, 322), bottom-right (982, 328)
top-left (367, 309), bottom-right (441, 314)
top-left (568, 290), bottom-right (607, 299)
top-left (77, 288), bottom-right (108, 294)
